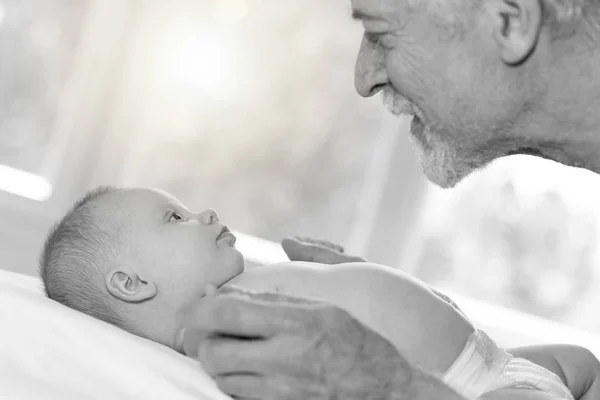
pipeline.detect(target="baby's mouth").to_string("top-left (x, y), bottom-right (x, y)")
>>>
top-left (217, 226), bottom-right (236, 243)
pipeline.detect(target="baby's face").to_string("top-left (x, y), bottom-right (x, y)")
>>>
top-left (97, 188), bottom-right (244, 318)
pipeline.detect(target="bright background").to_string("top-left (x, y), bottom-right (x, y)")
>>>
top-left (3, 0), bottom-right (600, 341)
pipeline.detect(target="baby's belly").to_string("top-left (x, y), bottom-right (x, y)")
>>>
top-left (227, 262), bottom-right (474, 375)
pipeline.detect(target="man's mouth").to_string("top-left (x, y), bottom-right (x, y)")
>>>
top-left (381, 86), bottom-right (425, 122)
top-left (410, 114), bottom-right (426, 140)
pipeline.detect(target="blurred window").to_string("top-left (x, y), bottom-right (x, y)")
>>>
top-left (0, 0), bottom-right (88, 201)
top-left (411, 156), bottom-right (600, 335)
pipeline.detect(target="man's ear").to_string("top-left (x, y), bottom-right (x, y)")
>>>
top-left (105, 268), bottom-right (157, 303)
top-left (489, 0), bottom-right (543, 65)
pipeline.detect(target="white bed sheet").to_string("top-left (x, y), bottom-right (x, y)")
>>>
top-left (4, 267), bottom-right (600, 399)
top-left (0, 268), bottom-right (231, 400)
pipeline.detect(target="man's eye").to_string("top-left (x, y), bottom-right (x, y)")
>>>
top-left (169, 212), bottom-right (185, 222)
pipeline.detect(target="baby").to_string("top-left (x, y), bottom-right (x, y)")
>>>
top-left (40, 186), bottom-right (596, 400)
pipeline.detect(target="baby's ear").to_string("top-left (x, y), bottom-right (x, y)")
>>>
top-left (105, 269), bottom-right (157, 302)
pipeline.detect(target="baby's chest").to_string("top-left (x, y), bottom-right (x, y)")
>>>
top-left (233, 264), bottom-right (367, 305)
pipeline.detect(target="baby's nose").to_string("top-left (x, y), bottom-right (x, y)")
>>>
top-left (198, 209), bottom-right (219, 225)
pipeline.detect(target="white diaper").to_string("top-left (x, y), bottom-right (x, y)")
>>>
top-left (442, 330), bottom-right (574, 400)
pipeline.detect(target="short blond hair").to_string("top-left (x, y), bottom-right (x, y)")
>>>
top-left (40, 186), bottom-right (124, 328)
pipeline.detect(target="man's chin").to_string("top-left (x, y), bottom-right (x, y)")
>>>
top-left (406, 128), bottom-right (458, 188)
top-left (409, 117), bottom-right (547, 188)
top-left (414, 139), bottom-right (479, 189)
top-left (422, 162), bottom-right (465, 189)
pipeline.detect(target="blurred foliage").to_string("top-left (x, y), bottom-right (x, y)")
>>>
top-left (414, 159), bottom-right (599, 330)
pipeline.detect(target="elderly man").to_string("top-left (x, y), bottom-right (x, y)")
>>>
top-left (180, 0), bottom-right (600, 398)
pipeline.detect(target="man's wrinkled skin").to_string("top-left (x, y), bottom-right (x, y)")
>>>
top-left (182, 0), bottom-right (600, 398)
top-left (354, 0), bottom-right (600, 189)
top-left (179, 286), bottom-right (464, 400)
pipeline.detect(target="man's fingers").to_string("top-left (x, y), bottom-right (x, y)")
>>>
top-left (218, 284), bottom-right (321, 305)
top-left (214, 374), bottom-right (265, 400)
top-left (316, 239), bottom-right (344, 253)
top-left (183, 295), bottom-right (304, 339)
top-left (216, 373), bottom-right (313, 400)
top-left (319, 249), bottom-right (350, 264)
top-left (217, 284), bottom-right (265, 297)
top-left (199, 337), bottom-right (277, 376)
top-left (294, 236), bottom-right (312, 243)
top-left (329, 241), bottom-right (345, 253)
top-left (180, 328), bottom-right (208, 357)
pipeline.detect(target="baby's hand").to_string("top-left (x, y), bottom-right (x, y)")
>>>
top-left (281, 236), bottom-right (365, 264)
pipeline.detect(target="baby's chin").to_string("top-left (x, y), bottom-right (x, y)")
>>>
top-left (205, 268), bottom-right (244, 294)
top-left (222, 274), bottom-right (243, 287)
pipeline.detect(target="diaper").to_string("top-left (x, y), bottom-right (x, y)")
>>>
top-left (442, 330), bottom-right (574, 400)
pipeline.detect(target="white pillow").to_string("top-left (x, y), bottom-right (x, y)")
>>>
top-left (0, 269), bottom-right (232, 400)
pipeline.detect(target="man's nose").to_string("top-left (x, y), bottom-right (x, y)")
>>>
top-left (355, 35), bottom-right (388, 98)
top-left (198, 209), bottom-right (219, 225)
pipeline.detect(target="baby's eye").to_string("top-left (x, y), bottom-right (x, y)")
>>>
top-left (169, 211), bottom-right (185, 222)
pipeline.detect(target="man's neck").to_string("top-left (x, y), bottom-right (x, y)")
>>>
top-left (518, 42), bottom-right (600, 175)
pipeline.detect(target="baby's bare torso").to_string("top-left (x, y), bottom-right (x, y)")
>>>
top-left (227, 261), bottom-right (474, 375)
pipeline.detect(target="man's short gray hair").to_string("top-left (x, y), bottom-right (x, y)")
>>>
top-left (542, 0), bottom-right (587, 39)
top-left (435, 0), bottom-right (599, 41)
top-left (40, 186), bottom-right (124, 328)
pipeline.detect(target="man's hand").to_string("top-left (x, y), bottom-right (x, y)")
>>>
top-left (281, 236), bottom-right (365, 264)
top-left (178, 286), bottom-right (464, 400)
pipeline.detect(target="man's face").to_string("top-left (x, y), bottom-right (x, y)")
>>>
top-left (353, 0), bottom-right (533, 188)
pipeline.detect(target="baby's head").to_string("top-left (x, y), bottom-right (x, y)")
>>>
top-left (40, 186), bottom-right (244, 349)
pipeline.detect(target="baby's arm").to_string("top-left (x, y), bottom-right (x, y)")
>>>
top-left (320, 262), bottom-right (475, 374)
top-left (508, 345), bottom-right (600, 400)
